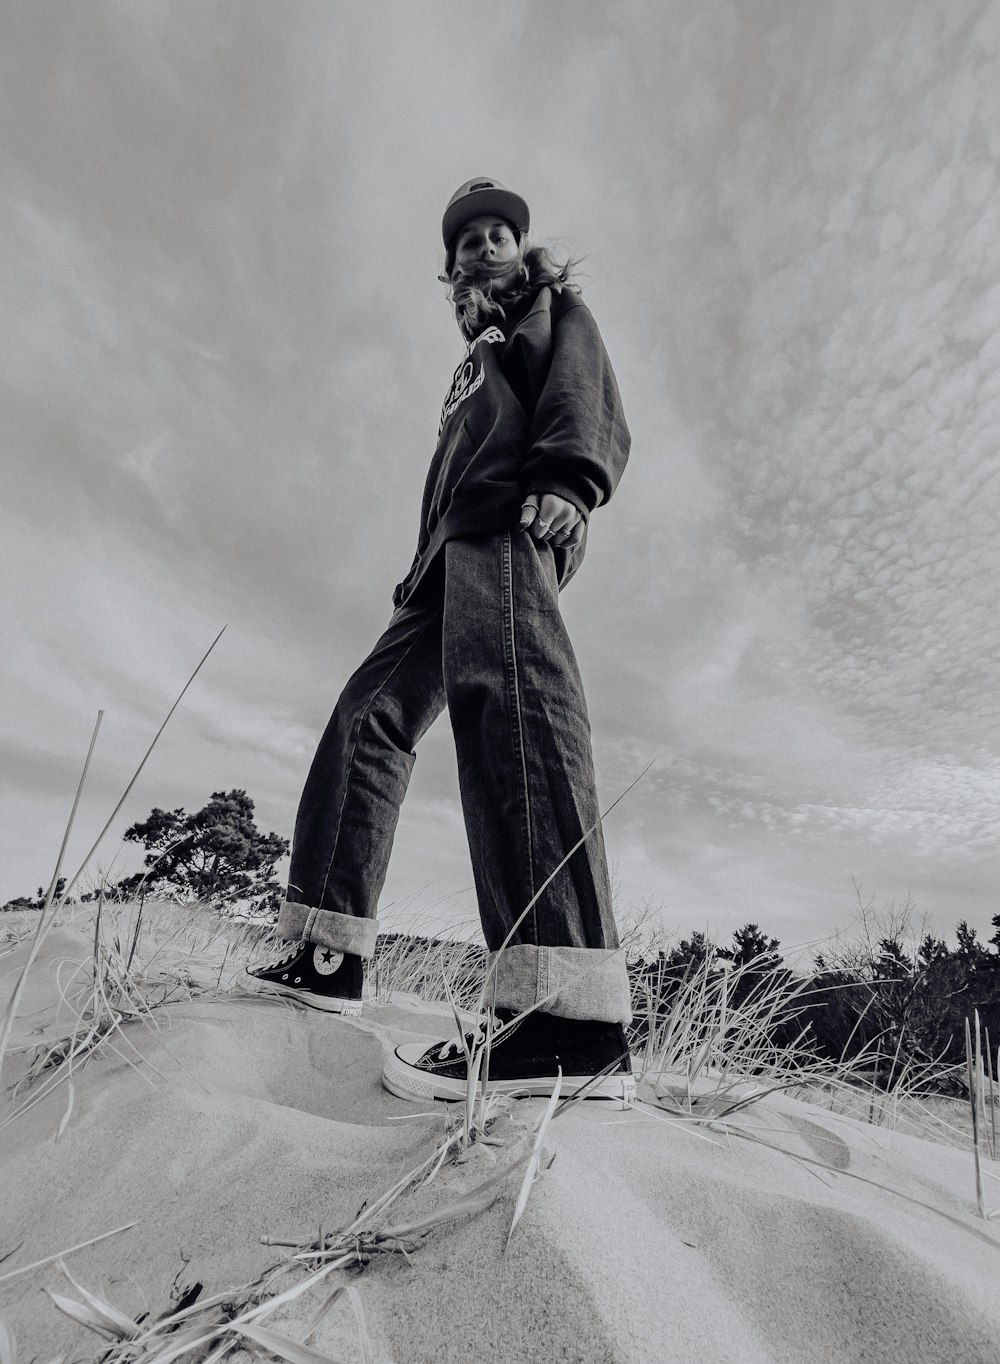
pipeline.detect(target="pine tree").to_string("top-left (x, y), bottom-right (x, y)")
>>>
top-left (117, 790), bottom-right (288, 913)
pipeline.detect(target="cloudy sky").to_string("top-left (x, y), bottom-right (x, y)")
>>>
top-left (3, 1), bottom-right (999, 956)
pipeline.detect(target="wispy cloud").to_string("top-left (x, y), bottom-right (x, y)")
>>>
top-left (2, 3), bottom-right (998, 949)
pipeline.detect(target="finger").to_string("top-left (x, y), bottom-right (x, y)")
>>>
top-left (537, 493), bottom-right (567, 527)
top-left (518, 496), bottom-right (540, 532)
top-left (531, 514), bottom-right (561, 541)
top-left (565, 519), bottom-right (585, 547)
top-left (534, 498), bottom-right (565, 541)
top-left (547, 503), bottom-right (579, 537)
top-left (528, 506), bottom-right (554, 540)
top-left (528, 493), bottom-right (580, 541)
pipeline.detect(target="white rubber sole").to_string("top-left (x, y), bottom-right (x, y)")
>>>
top-left (382, 1041), bottom-right (636, 1105)
top-left (248, 976), bottom-right (363, 1016)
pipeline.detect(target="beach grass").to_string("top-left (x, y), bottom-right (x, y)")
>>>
top-left (3, 894), bottom-right (610, 1359)
top-left (3, 696), bottom-right (998, 1356)
top-left (4, 890), bottom-right (999, 1359)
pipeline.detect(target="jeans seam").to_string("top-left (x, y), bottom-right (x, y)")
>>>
top-left (316, 608), bottom-right (442, 910)
top-left (501, 530), bottom-right (536, 940)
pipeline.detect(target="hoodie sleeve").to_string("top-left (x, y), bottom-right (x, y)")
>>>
top-left (521, 297), bottom-right (631, 520)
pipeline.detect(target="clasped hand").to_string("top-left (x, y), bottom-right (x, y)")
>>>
top-left (518, 492), bottom-right (584, 547)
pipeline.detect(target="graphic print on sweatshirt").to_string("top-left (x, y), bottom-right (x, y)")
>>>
top-left (438, 326), bottom-right (506, 434)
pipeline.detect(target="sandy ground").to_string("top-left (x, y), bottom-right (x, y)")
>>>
top-left (2, 909), bottom-right (1000, 1363)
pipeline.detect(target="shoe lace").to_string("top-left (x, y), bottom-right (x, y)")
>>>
top-left (261, 941), bottom-right (303, 971)
top-left (436, 1012), bottom-right (504, 1062)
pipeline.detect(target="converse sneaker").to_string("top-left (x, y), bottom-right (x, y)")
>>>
top-left (382, 1008), bottom-right (635, 1104)
top-left (246, 941), bottom-right (364, 1015)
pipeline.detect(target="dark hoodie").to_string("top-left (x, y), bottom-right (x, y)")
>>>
top-left (391, 284), bottom-right (630, 609)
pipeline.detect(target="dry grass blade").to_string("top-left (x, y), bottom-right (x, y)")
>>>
top-left (475, 1001), bottom-right (501, 1134)
top-left (138, 1322), bottom-right (228, 1364)
top-left (43, 710), bottom-right (103, 913)
top-left (375, 1178), bottom-right (510, 1244)
top-left (462, 1042), bottom-right (486, 1150)
top-left (1, 1026), bottom-right (155, 1138)
top-left (374, 1068), bottom-right (612, 1252)
top-left (111, 1256), bottom-right (355, 1361)
top-left (606, 1094), bottom-right (726, 1146)
top-left (235, 1322), bottom-right (349, 1363)
top-left (303, 1285), bottom-right (372, 1362)
top-left (966, 1013), bottom-right (986, 1218)
top-left (44, 1289), bottom-right (119, 1342)
top-left (25, 1218), bottom-right (365, 1364)
top-left (224, 1258), bottom-right (349, 1332)
top-left (198, 1338), bottom-right (240, 1364)
top-left (729, 1124), bottom-right (1000, 1253)
top-left (114, 1304), bottom-right (245, 1363)
top-left (986, 1025), bottom-right (997, 1158)
top-left (58, 626), bottom-right (228, 911)
top-left (477, 760), bottom-right (655, 1012)
top-left (440, 970), bottom-right (480, 1149)
top-left (506, 1069), bottom-right (562, 1251)
top-left (55, 1064), bottom-right (76, 1142)
top-left (0, 712), bottom-right (102, 1081)
top-left (54, 1259), bottom-right (141, 1337)
top-left (0, 1221), bottom-right (138, 1286)
top-left (370, 907), bottom-right (486, 1010)
top-left (0, 1315), bottom-right (14, 1364)
top-left (0, 629), bottom-right (225, 1087)
top-left (332, 1136), bottom-right (464, 1244)
top-left (630, 946), bottom-right (914, 1128)
top-left (7, 899), bottom-right (237, 1137)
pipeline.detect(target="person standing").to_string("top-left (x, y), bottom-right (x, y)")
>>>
top-left (250, 178), bottom-right (634, 1102)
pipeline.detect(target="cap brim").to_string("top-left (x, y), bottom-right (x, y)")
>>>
top-left (442, 188), bottom-right (530, 248)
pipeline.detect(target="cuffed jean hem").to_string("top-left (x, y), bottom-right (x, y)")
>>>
top-left (277, 901), bottom-right (379, 960)
top-left (486, 945), bottom-right (633, 1025)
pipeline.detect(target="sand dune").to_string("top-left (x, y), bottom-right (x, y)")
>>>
top-left (2, 912), bottom-right (998, 1363)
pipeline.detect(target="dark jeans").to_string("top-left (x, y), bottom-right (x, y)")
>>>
top-left (277, 528), bottom-right (632, 1023)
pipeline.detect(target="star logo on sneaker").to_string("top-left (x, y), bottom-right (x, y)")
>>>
top-left (312, 947), bottom-right (344, 976)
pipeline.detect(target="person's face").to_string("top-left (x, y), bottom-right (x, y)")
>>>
top-left (452, 215), bottom-right (521, 287)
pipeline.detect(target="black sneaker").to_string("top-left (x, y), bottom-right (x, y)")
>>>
top-left (246, 941), bottom-right (364, 1015)
top-left (382, 1008), bottom-right (635, 1104)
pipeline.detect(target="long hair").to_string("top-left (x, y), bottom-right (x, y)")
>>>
top-left (441, 236), bottom-right (581, 340)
